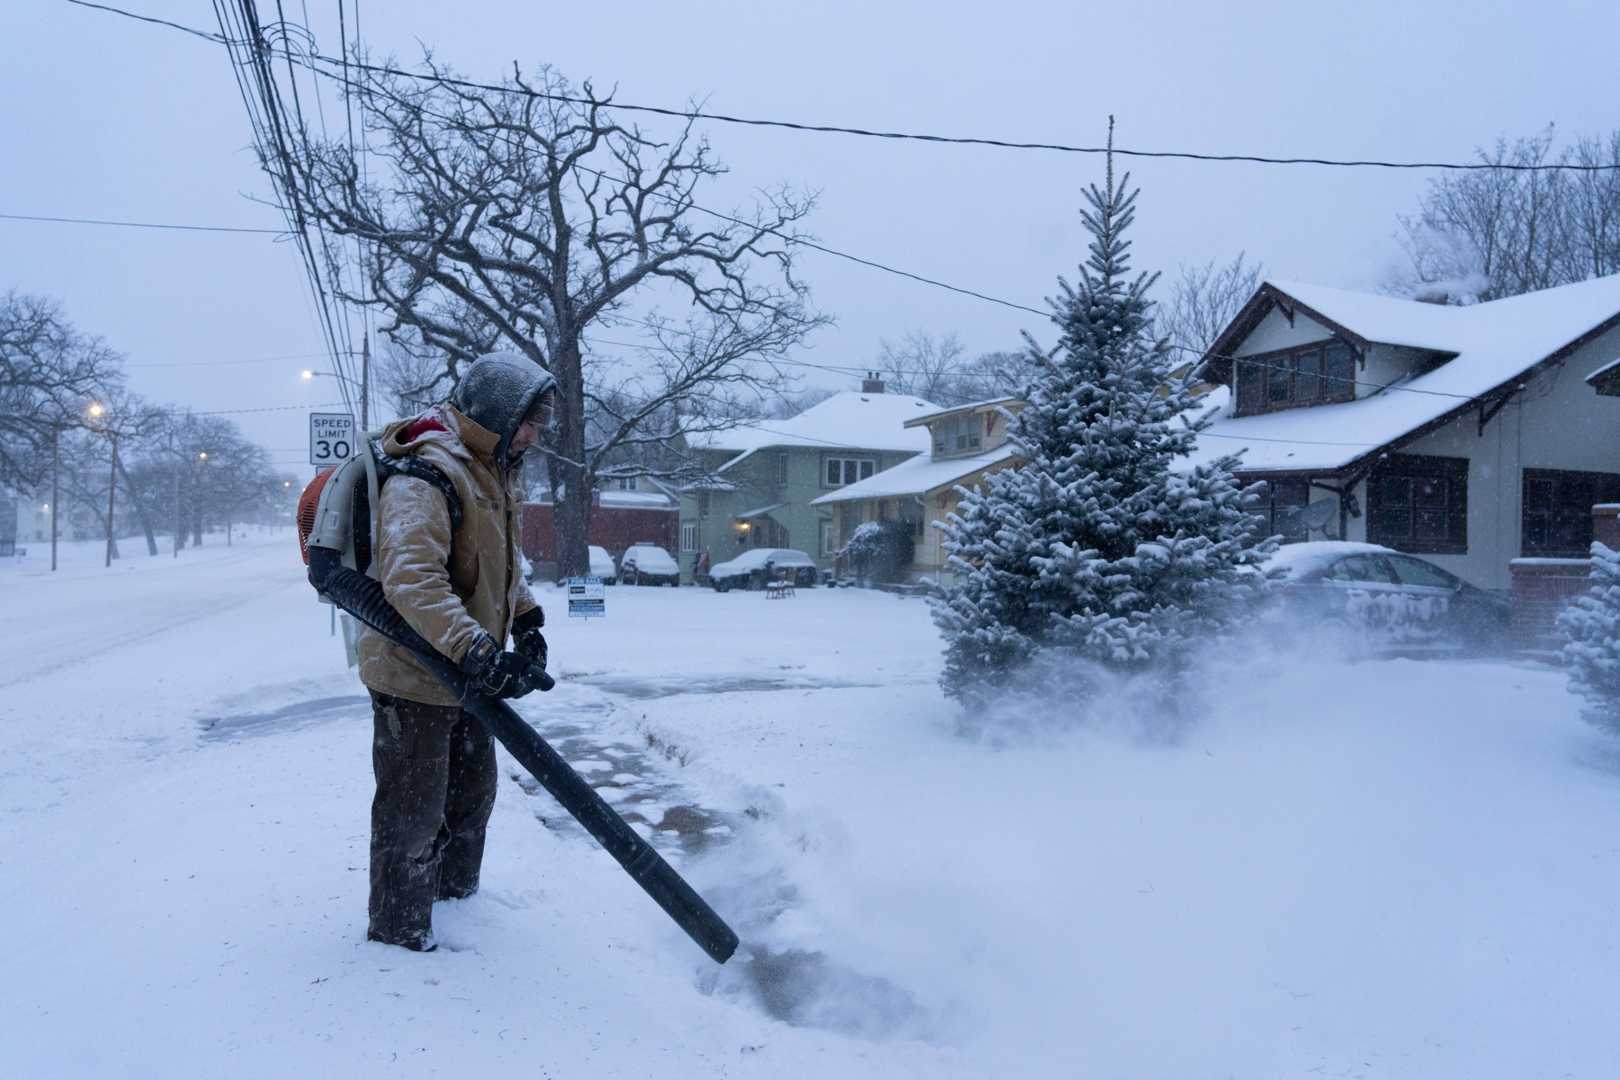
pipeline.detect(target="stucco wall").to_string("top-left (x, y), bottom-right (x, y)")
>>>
top-left (1388, 323), bottom-right (1620, 589)
top-left (1235, 308), bottom-right (1334, 357)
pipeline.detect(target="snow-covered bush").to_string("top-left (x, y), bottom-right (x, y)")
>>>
top-left (930, 150), bottom-right (1273, 707)
top-left (842, 519), bottom-right (914, 584)
top-left (1559, 542), bottom-right (1620, 734)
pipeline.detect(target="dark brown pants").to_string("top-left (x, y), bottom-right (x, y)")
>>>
top-left (368, 690), bottom-right (498, 945)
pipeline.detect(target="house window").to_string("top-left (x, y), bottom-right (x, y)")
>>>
top-left (776, 452), bottom-right (789, 484)
top-left (1367, 455), bottom-right (1468, 555)
top-left (824, 457), bottom-right (876, 487)
top-left (609, 476), bottom-right (638, 491)
top-left (680, 522), bottom-right (697, 553)
top-left (820, 519), bottom-right (836, 556)
top-left (932, 414), bottom-right (983, 454)
top-left (1233, 342), bottom-right (1356, 416)
top-left (1249, 477), bottom-right (1311, 542)
top-left (1521, 468), bottom-right (1620, 557)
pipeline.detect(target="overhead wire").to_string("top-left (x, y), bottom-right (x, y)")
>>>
top-left (0, 211), bottom-right (282, 234)
top-left (60, 1), bottom-right (1620, 174)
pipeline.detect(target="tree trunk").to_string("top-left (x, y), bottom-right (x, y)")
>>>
top-left (192, 507), bottom-right (203, 547)
top-left (551, 338), bottom-right (592, 579)
top-left (115, 456), bottom-right (160, 556)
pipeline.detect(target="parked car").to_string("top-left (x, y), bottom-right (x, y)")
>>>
top-left (1265, 541), bottom-right (1510, 652)
top-left (588, 545), bottom-right (617, 585)
top-left (619, 543), bottom-right (680, 586)
top-left (709, 547), bottom-right (818, 592)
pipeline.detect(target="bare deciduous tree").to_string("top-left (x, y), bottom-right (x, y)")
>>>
top-left (0, 292), bottom-right (122, 490)
top-left (281, 58), bottom-right (826, 575)
top-left (1391, 127), bottom-right (1620, 303)
top-left (1159, 252), bottom-right (1265, 357)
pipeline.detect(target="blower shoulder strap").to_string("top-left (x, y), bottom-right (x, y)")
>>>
top-left (375, 441), bottom-right (465, 534)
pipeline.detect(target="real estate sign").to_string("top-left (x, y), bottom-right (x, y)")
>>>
top-left (565, 576), bottom-right (606, 619)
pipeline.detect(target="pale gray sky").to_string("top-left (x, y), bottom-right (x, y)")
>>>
top-left (4, 0), bottom-right (1618, 467)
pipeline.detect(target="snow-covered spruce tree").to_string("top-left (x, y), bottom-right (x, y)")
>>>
top-left (931, 135), bottom-right (1274, 705)
top-left (1558, 542), bottom-right (1620, 734)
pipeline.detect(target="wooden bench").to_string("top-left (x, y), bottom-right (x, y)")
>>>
top-left (764, 579), bottom-right (795, 599)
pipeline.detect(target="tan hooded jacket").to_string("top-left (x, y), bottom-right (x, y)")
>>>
top-left (357, 404), bottom-right (540, 706)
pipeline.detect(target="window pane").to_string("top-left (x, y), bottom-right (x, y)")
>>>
top-left (1388, 555), bottom-right (1457, 588)
top-left (1267, 358), bottom-right (1291, 403)
top-left (1373, 506), bottom-right (1412, 542)
top-left (843, 460), bottom-right (858, 485)
top-left (1415, 509), bottom-right (1448, 540)
top-left (1328, 555), bottom-right (1396, 583)
top-left (826, 459), bottom-right (841, 485)
top-left (1414, 477), bottom-right (1446, 509)
top-left (860, 460), bottom-right (875, 479)
top-left (1295, 349), bottom-right (1321, 402)
top-left (1323, 344), bottom-right (1355, 400)
top-left (1237, 361), bottom-right (1262, 413)
top-left (1375, 475), bottom-right (1412, 507)
top-left (1523, 513), bottom-right (1549, 551)
top-left (1274, 478), bottom-right (1310, 508)
top-left (1525, 477), bottom-right (1554, 511)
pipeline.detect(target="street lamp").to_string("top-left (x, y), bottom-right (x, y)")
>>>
top-left (300, 362), bottom-right (370, 428)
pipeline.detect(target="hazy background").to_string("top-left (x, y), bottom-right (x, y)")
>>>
top-left (4, 0), bottom-right (1617, 470)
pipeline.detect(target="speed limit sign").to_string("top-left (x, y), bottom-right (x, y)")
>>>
top-left (309, 412), bottom-right (357, 467)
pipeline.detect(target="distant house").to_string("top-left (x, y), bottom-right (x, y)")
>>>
top-left (1188, 274), bottom-right (1620, 590)
top-left (676, 380), bottom-right (938, 581)
top-left (519, 476), bottom-right (679, 579)
top-left (812, 397), bottom-right (1025, 583)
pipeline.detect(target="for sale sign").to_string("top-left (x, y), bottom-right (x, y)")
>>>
top-left (309, 412), bottom-right (356, 467)
top-left (565, 577), bottom-right (606, 619)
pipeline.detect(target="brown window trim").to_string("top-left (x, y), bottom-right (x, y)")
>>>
top-left (1367, 454), bottom-right (1468, 556)
top-left (1232, 340), bottom-right (1358, 417)
top-left (1521, 467), bottom-right (1620, 558)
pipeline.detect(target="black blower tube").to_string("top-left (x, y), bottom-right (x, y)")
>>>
top-left (310, 550), bottom-right (740, 964)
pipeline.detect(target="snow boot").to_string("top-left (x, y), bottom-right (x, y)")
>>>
top-left (367, 928), bottom-right (437, 953)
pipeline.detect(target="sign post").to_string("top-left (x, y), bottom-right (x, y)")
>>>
top-left (309, 412), bottom-right (357, 468)
top-left (565, 577), bottom-right (607, 620)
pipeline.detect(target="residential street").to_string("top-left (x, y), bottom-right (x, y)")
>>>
top-left (4, 535), bottom-right (1620, 1078)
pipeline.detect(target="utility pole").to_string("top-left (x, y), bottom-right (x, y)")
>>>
top-left (104, 431), bottom-right (118, 568)
top-left (50, 422), bottom-right (60, 572)
top-left (361, 333), bottom-right (371, 430)
top-left (173, 461), bottom-right (182, 558)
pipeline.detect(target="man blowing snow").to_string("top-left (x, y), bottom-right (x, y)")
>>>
top-left (358, 353), bottom-right (556, 952)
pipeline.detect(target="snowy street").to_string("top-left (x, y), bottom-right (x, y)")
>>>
top-left (4, 534), bottom-right (1620, 1077)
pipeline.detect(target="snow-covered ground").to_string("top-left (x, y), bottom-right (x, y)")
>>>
top-left (4, 534), bottom-right (1620, 1077)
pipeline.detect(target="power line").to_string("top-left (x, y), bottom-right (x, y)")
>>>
top-left (125, 350), bottom-right (359, 368)
top-left (63, 0), bottom-right (1620, 174)
top-left (0, 211), bottom-right (282, 234)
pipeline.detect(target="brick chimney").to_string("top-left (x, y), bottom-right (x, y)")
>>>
top-left (861, 371), bottom-right (886, 394)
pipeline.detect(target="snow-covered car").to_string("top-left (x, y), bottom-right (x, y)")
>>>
top-left (588, 545), bottom-right (617, 585)
top-left (1265, 541), bottom-right (1509, 651)
top-left (619, 543), bottom-right (680, 586)
top-left (708, 547), bottom-right (818, 591)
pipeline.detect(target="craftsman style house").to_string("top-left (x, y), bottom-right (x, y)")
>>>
top-left (812, 397), bottom-right (1024, 582)
top-left (675, 379), bottom-right (937, 581)
top-left (1188, 274), bottom-right (1620, 589)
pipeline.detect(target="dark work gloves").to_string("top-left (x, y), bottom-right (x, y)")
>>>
top-left (460, 633), bottom-right (544, 700)
top-left (512, 606), bottom-right (548, 673)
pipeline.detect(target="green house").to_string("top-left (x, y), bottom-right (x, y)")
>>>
top-left (676, 383), bottom-right (937, 581)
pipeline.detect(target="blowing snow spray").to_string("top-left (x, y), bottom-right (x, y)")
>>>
top-left (296, 456), bottom-right (739, 964)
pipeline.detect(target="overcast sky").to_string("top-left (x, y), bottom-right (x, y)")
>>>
top-left (5, 0), bottom-right (1618, 468)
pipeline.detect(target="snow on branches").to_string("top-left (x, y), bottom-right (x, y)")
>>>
top-left (931, 138), bottom-right (1273, 708)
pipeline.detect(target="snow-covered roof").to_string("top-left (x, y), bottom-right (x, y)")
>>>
top-left (599, 490), bottom-right (675, 509)
top-left (1185, 274), bottom-right (1620, 474)
top-left (686, 391), bottom-right (937, 470)
top-left (902, 396), bottom-right (1021, 428)
top-left (735, 502), bottom-right (787, 519)
top-left (811, 445), bottom-right (1020, 505)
